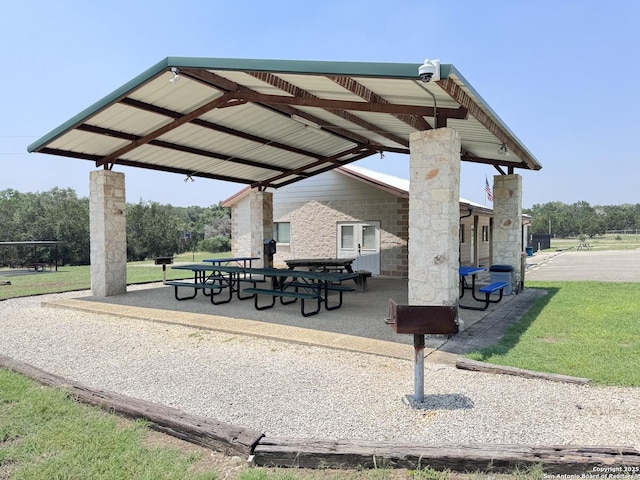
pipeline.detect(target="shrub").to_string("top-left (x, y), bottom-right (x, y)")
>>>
top-left (197, 236), bottom-right (231, 253)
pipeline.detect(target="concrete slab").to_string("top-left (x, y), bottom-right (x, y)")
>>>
top-left (525, 249), bottom-right (640, 282)
top-left (43, 273), bottom-right (535, 365)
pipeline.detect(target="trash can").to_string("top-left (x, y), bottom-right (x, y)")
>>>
top-left (525, 246), bottom-right (534, 256)
top-left (489, 264), bottom-right (513, 295)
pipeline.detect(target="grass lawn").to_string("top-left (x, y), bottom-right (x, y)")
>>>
top-left (0, 251), bottom-right (232, 300)
top-left (0, 369), bottom-right (217, 480)
top-left (2, 370), bottom-right (539, 480)
top-left (466, 281), bottom-right (640, 386)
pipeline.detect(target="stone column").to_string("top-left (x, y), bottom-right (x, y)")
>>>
top-left (249, 191), bottom-right (273, 267)
top-left (408, 128), bottom-right (461, 307)
top-left (89, 170), bottom-right (127, 297)
top-left (491, 174), bottom-right (523, 293)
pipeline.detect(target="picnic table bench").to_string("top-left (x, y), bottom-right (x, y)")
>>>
top-left (28, 262), bottom-right (50, 272)
top-left (165, 280), bottom-right (232, 305)
top-left (169, 264), bottom-right (357, 317)
top-left (459, 281), bottom-right (509, 311)
top-left (238, 267), bottom-right (357, 317)
top-left (285, 258), bottom-right (371, 291)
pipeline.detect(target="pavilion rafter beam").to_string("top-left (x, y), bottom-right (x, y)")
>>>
top-left (253, 145), bottom-right (378, 189)
top-left (438, 77), bottom-right (539, 170)
top-left (77, 124), bottom-right (289, 173)
top-left (272, 149), bottom-right (380, 188)
top-left (184, 69), bottom-right (390, 148)
top-left (328, 76), bottom-right (434, 131)
top-left (247, 71), bottom-right (410, 148)
top-left (36, 147), bottom-right (259, 184)
top-left (119, 98), bottom-right (324, 161)
top-left (96, 91), bottom-right (241, 168)
top-left (460, 152), bottom-right (528, 170)
top-left (179, 68), bottom-right (394, 151)
top-left (239, 83), bottom-right (468, 118)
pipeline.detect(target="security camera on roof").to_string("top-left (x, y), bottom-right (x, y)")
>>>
top-left (418, 59), bottom-right (440, 83)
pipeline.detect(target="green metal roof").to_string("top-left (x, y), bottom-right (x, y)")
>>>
top-left (29, 56), bottom-right (541, 189)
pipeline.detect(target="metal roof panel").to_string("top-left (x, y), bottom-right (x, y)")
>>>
top-left (29, 56), bottom-right (541, 189)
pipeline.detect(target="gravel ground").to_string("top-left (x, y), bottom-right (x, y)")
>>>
top-left (1, 287), bottom-right (639, 449)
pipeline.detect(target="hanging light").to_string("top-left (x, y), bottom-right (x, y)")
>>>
top-left (498, 143), bottom-right (508, 155)
top-left (291, 114), bottom-right (321, 129)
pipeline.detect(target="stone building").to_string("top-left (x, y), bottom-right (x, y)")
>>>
top-left (223, 164), bottom-right (501, 278)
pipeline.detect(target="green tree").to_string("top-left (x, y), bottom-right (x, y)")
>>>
top-left (126, 201), bottom-right (183, 261)
top-left (0, 188), bottom-right (89, 265)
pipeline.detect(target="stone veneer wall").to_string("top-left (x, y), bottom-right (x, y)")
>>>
top-left (89, 170), bottom-right (127, 297)
top-left (408, 128), bottom-right (461, 306)
top-left (273, 196), bottom-right (408, 277)
top-left (492, 174), bottom-right (523, 292)
top-left (250, 191), bottom-right (273, 267)
top-left (230, 199), bottom-right (251, 257)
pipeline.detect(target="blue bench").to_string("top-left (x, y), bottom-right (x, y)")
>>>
top-left (459, 281), bottom-right (509, 311)
top-left (164, 279), bottom-right (232, 304)
top-left (241, 287), bottom-right (323, 317)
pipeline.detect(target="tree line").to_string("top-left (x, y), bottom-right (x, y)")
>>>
top-left (524, 201), bottom-right (640, 238)
top-left (2, 188), bottom-right (636, 266)
top-left (0, 188), bottom-right (231, 266)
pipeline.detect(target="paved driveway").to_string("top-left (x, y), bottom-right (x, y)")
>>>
top-left (525, 249), bottom-right (640, 282)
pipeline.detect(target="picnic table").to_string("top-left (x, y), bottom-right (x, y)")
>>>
top-left (459, 266), bottom-right (508, 311)
top-left (168, 264), bottom-right (237, 304)
top-left (168, 263), bottom-right (357, 317)
top-left (203, 256), bottom-right (259, 268)
top-left (284, 258), bottom-right (355, 273)
top-left (459, 266), bottom-right (486, 298)
top-left (285, 257), bottom-right (373, 291)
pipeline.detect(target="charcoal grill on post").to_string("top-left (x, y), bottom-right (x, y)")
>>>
top-left (154, 256), bottom-right (174, 284)
top-left (386, 300), bottom-right (458, 404)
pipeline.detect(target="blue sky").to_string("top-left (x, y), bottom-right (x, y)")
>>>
top-left (1, 0), bottom-right (638, 208)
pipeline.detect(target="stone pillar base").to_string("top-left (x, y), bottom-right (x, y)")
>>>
top-left (90, 170), bottom-right (127, 297)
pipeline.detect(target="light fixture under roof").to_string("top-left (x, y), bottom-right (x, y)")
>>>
top-left (291, 114), bottom-right (321, 129)
top-left (498, 143), bottom-right (509, 155)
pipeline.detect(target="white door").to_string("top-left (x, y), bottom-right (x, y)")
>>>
top-left (337, 222), bottom-right (380, 275)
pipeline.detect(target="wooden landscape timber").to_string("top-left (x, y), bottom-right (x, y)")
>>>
top-left (252, 438), bottom-right (640, 474)
top-left (2, 355), bottom-right (638, 475)
top-left (456, 358), bottom-right (591, 385)
top-left (0, 355), bottom-right (263, 457)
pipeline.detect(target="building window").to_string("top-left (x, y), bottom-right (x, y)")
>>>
top-left (482, 225), bottom-right (489, 242)
top-left (460, 224), bottom-right (465, 244)
top-left (274, 222), bottom-right (290, 243)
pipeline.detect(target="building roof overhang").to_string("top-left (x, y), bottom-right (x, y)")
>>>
top-left (29, 57), bottom-right (541, 190)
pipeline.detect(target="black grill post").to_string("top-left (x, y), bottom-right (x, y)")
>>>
top-left (413, 333), bottom-right (426, 403)
top-left (153, 256), bottom-right (174, 284)
top-left (385, 300), bottom-right (458, 405)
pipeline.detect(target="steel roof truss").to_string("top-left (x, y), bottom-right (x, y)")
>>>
top-left (119, 97), bottom-right (324, 161)
top-left (255, 145), bottom-right (377, 189)
top-left (438, 77), bottom-right (538, 170)
top-left (271, 148), bottom-right (379, 188)
top-left (96, 91), bottom-right (241, 168)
